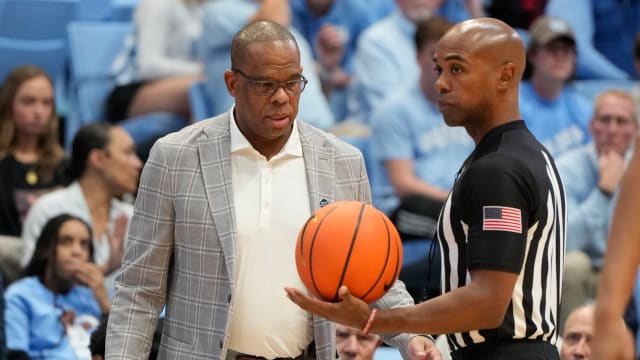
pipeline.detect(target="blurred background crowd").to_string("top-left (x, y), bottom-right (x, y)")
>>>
top-left (1, 0), bottom-right (639, 359)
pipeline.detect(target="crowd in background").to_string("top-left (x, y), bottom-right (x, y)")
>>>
top-left (1, 0), bottom-right (640, 359)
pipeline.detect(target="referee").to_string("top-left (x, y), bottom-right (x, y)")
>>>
top-left (286, 18), bottom-right (566, 360)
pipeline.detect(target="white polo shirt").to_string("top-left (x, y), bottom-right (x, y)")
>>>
top-left (227, 111), bottom-right (313, 358)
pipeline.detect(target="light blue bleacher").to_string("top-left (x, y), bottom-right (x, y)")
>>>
top-left (0, 0), bottom-right (78, 40)
top-left (572, 79), bottom-right (638, 103)
top-left (76, 0), bottom-right (137, 21)
top-left (0, 38), bottom-right (67, 83)
top-left (66, 21), bottom-right (186, 152)
top-left (0, 0), bottom-right (79, 115)
top-left (189, 80), bottom-right (214, 121)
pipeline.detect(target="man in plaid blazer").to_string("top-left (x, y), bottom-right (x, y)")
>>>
top-left (106, 20), bottom-right (438, 360)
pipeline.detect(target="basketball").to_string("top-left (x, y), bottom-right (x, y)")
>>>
top-left (295, 201), bottom-right (403, 304)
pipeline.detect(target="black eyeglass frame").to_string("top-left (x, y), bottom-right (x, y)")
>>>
top-left (231, 68), bottom-right (308, 97)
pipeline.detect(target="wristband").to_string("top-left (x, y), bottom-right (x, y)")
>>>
top-left (362, 309), bottom-right (377, 335)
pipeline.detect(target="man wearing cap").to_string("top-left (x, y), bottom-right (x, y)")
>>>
top-left (519, 15), bottom-right (592, 158)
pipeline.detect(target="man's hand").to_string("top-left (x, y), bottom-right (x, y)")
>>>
top-left (407, 335), bottom-right (442, 360)
top-left (285, 285), bottom-right (371, 329)
top-left (598, 151), bottom-right (626, 194)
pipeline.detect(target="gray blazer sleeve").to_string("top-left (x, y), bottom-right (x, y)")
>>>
top-left (106, 140), bottom-right (174, 359)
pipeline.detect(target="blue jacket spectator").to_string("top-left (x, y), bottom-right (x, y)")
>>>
top-left (557, 89), bottom-right (639, 330)
top-left (5, 214), bottom-right (109, 359)
top-left (546, 0), bottom-right (640, 79)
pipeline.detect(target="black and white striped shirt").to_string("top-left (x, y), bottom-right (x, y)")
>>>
top-left (437, 121), bottom-right (566, 352)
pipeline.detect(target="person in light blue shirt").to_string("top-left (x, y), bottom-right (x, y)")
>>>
top-left (198, 0), bottom-right (335, 130)
top-left (368, 16), bottom-right (473, 302)
top-left (5, 214), bottom-right (110, 359)
top-left (546, 0), bottom-right (640, 79)
top-left (290, 0), bottom-right (375, 121)
top-left (346, 0), bottom-right (470, 124)
top-left (519, 16), bottom-right (592, 158)
top-left (557, 89), bottom-right (639, 332)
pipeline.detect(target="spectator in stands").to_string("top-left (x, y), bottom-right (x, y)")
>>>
top-left (105, 0), bottom-right (205, 122)
top-left (559, 304), bottom-right (634, 360)
top-left (369, 0), bottom-right (396, 21)
top-left (336, 323), bottom-right (382, 360)
top-left (546, 0), bottom-right (640, 79)
top-left (346, 0), bottom-right (472, 124)
top-left (484, 0), bottom-right (547, 30)
top-left (0, 65), bottom-right (67, 284)
top-left (557, 89), bottom-right (639, 332)
top-left (368, 16), bottom-right (473, 301)
top-left (290, 0), bottom-right (375, 121)
top-left (369, 16), bottom-right (472, 216)
top-left (5, 214), bottom-right (109, 359)
top-left (519, 16), bottom-right (592, 157)
top-left (198, 0), bottom-right (335, 130)
top-left (559, 304), bottom-right (594, 360)
top-left (20, 122), bottom-right (141, 285)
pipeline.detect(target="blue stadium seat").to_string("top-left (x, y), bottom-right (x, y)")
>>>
top-left (76, 0), bottom-right (136, 21)
top-left (189, 80), bottom-right (214, 121)
top-left (0, 38), bottom-right (67, 83)
top-left (572, 79), bottom-right (637, 103)
top-left (0, 0), bottom-right (78, 40)
top-left (66, 21), bottom-right (131, 147)
top-left (66, 21), bottom-right (186, 152)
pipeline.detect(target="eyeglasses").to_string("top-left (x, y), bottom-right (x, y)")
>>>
top-left (232, 68), bottom-right (308, 97)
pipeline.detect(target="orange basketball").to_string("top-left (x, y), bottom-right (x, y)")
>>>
top-left (295, 201), bottom-right (403, 304)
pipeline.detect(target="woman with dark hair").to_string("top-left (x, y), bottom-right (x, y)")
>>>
top-left (20, 122), bottom-right (142, 283)
top-left (0, 65), bottom-right (68, 284)
top-left (4, 214), bottom-right (109, 359)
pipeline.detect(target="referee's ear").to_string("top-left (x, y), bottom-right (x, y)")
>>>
top-left (497, 62), bottom-right (516, 90)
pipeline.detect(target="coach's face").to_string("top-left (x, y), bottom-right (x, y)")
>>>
top-left (225, 39), bottom-right (303, 157)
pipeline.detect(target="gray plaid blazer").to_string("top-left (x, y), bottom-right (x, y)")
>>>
top-left (106, 111), bottom-right (416, 360)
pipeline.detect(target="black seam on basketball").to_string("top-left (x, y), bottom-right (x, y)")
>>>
top-left (298, 214), bottom-right (315, 257)
top-left (361, 211), bottom-right (394, 300)
top-left (388, 219), bottom-right (401, 284)
top-left (309, 205), bottom-right (341, 300)
top-left (332, 202), bottom-right (366, 302)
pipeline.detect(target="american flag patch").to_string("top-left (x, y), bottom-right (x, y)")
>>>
top-left (483, 206), bottom-right (522, 233)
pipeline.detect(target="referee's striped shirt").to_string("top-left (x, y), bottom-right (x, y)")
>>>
top-left (436, 121), bottom-right (566, 351)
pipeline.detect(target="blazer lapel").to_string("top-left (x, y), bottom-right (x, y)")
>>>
top-left (299, 124), bottom-right (335, 213)
top-left (198, 113), bottom-right (236, 281)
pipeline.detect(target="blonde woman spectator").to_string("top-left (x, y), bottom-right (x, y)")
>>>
top-left (0, 65), bottom-right (67, 283)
